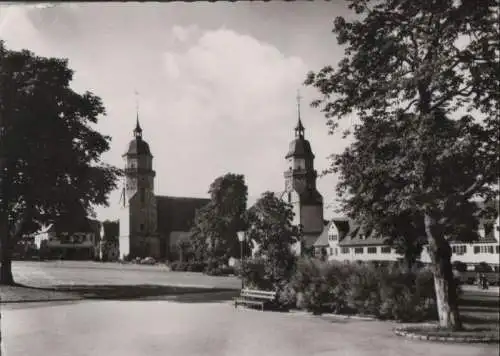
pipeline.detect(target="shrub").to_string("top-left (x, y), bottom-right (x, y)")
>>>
top-left (186, 261), bottom-right (206, 272)
top-left (286, 258), bottom-right (446, 322)
top-left (219, 265), bottom-right (235, 276)
top-left (240, 258), bottom-right (273, 290)
top-left (290, 258), bottom-right (353, 315)
top-left (475, 262), bottom-right (493, 273)
top-left (452, 261), bottom-right (468, 273)
top-left (277, 282), bottom-right (297, 310)
top-left (345, 263), bottom-right (383, 317)
top-left (170, 261), bottom-right (189, 271)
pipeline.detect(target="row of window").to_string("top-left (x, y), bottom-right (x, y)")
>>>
top-left (338, 244), bottom-right (500, 256)
top-left (339, 246), bottom-right (393, 255)
top-left (473, 245), bottom-right (499, 254)
top-left (450, 244), bottom-right (499, 255)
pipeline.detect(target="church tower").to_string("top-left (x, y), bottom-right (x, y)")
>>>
top-left (120, 116), bottom-right (160, 259)
top-left (283, 93), bottom-right (324, 253)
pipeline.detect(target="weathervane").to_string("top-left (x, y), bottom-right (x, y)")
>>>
top-left (296, 89), bottom-right (302, 120)
top-left (134, 90), bottom-right (140, 119)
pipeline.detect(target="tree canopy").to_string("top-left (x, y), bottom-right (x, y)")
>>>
top-left (0, 41), bottom-right (121, 284)
top-left (305, 0), bottom-right (499, 330)
top-left (188, 173), bottom-right (248, 267)
top-left (246, 191), bottom-right (299, 289)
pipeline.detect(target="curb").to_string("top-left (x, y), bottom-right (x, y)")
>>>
top-left (320, 313), bottom-right (377, 321)
top-left (393, 327), bottom-right (500, 344)
top-left (286, 310), bottom-right (377, 321)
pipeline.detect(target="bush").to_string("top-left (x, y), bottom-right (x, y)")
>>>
top-left (475, 262), bottom-right (493, 273)
top-left (170, 261), bottom-right (189, 271)
top-left (277, 283), bottom-right (297, 310)
top-left (186, 261), bottom-right (206, 272)
top-left (453, 261), bottom-right (468, 273)
top-left (290, 258), bottom-right (354, 314)
top-left (240, 258), bottom-right (274, 290)
top-left (345, 263), bottom-right (384, 317)
top-left (285, 258), bottom-right (451, 322)
top-left (219, 265), bottom-right (235, 276)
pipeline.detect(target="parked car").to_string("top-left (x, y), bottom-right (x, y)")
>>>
top-left (141, 257), bottom-right (156, 265)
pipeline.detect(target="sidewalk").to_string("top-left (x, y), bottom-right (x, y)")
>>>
top-left (461, 284), bottom-right (500, 295)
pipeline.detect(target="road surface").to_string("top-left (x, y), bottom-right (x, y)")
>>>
top-left (3, 300), bottom-right (498, 356)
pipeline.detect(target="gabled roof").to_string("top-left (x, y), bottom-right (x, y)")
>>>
top-left (339, 226), bottom-right (388, 246)
top-left (313, 219), bottom-right (352, 247)
top-left (313, 220), bottom-right (334, 247)
top-left (157, 196), bottom-right (210, 233)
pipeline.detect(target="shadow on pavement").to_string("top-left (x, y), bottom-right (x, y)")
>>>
top-left (6, 283), bottom-right (239, 302)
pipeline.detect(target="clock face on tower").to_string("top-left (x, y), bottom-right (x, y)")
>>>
top-left (127, 177), bottom-right (137, 191)
top-left (295, 178), bottom-right (306, 192)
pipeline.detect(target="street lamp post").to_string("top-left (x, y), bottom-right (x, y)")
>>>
top-left (237, 231), bottom-right (246, 290)
top-left (99, 224), bottom-right (105, 262)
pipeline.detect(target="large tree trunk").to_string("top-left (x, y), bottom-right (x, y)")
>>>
top-left (0, 221), bottom-right (14, 285)
top-left (424, 213), bottom-right (462, 330)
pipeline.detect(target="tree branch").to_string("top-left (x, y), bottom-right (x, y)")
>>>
top-left (430, 84), bottom-right (474, 110)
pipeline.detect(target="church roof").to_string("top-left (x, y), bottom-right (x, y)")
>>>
top-left (125, 138), bottom-right (152, 156)
top-left (124, 116), bottom-right (152, 156)
top-left (285, 137), bottom-right (314, 159)
top-left (157, 196), bottom-right (210, 233)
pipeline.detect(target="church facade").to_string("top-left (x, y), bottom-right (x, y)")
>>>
top-left (280, 116), bottom-right (325, 254)
top-left (118, 118), bottom-right (209, 260)
top-left (118, 107), bottom-right (326, 260)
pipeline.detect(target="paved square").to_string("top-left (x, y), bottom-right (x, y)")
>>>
top-left (3, 300), bottom-right (498, 356)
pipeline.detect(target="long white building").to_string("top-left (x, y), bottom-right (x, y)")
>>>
top-left (314, 210), bottom-right (500, 271)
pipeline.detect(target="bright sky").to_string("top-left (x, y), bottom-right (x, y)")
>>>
top-left (0, 2), bottom-right (356, 222)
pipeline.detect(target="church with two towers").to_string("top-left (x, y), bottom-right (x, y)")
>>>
top-left (118, 105), bottom-right (324, 260)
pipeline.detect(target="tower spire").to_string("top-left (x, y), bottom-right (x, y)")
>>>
top-left (295, 89), bottom-right (305, 138)
top-left (133, 90), bottom-right (142, 139)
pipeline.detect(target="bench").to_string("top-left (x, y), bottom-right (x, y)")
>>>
top-left (234, 289), bottom-right (277, 311)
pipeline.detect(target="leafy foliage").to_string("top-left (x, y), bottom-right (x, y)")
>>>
top-left (0, 42), bottom-right (121, 284)
top-left (290, 258), bottom-right (446, 322)
top-left (305, 0), bottom-right (499, 329)
top-left (245, 192), bottom-right (299, 290)
top-left (188, 173), bottom-right (248, 269)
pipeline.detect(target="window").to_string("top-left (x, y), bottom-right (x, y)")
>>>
top-left (329, 248), bottom-right (333, 255)
top-left (477, 245), bottom-right (495, 254)
top-left (354, 247), bottom-right (364, 255)
top-left (335, 248), bottom-right (338, 256)
top-left (367, 247), bottom-right (377, 254)
top-left (381, 246), bottom-right (391, 254)
top-left (452, 245), bottom-right (467, 255)
top-left (496, 246), bottom-right (499, 254)
top-left (139, 224), bottom-right (144, 232)
top-left (330, 234), bottom-right (338, 241)
top-left (341, 247), bottom-right (350, 254)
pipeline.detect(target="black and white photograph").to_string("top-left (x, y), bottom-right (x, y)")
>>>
top-left (0, 1), bottom-right (499, 355)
